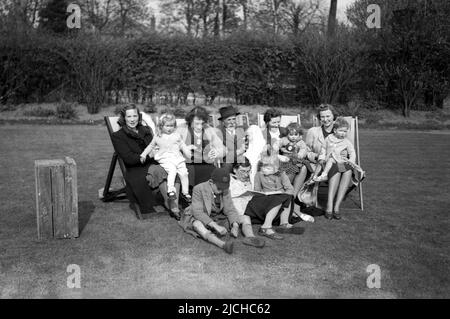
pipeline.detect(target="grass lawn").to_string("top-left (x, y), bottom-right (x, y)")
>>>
top-left (0, 124), bottom-right (449, 298)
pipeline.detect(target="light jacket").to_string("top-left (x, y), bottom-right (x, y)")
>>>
top-left (185, 181), bottom-right (240, 226)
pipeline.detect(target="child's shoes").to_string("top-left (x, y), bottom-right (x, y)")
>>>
top-left (167, 191), bottom-right (177, 200)
top-left (181, 192), bottom-right (192, 203)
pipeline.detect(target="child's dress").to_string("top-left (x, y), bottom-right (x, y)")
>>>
top-left (318, 134), bottom-right (365, 184)
top-left (277, 137), bottom-right (309, 176)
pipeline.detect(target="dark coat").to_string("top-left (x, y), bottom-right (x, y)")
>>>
top-left (111, 125), bottom-right (164, 214)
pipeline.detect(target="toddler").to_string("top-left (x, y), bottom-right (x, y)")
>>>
top-left (140, 112), bottom-right (196, 202)
top-left (312, 117), bottom-right (359, 182)
top-left (276, 122), bottom-right (308, 180)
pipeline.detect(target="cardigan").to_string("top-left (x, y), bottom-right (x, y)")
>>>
top-left (253, 171), bottom-right (294, 195)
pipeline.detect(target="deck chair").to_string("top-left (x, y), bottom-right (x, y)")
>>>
top-left (102, 115), bottom-right (155, 220)
top-left (102, 116), bottom-right (128, 204)
top-left (257, 113), bottom-right (301, 128)
top-left (313, 116), bottom-right (364, 211)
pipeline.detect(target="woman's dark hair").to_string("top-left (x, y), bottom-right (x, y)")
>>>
top-left (263, 108), bottom-right (282, 124)
top-left (185, 106), bottom-right (210, 126)
top-left (117, 104), bottom-right (142, 127)
top-left (316, 103), bottom-right (336, 121)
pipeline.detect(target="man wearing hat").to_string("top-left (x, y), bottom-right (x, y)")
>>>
top-left (216, 105), bottom-right (247, 173)
top-left (178, 167), bottom-right (245, 254)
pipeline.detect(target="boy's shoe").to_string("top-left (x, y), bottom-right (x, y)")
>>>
top-left (242, 237), bottom-right (265, 248)
top-left (258, 227), bottom-right (284, 240)
top-left (324, 212), bottom-right (333, 220)
top-left (333, 211), bottom-right (342, 220)
top-left (167, 191), bottom-right (177, 200)
top-left (223, 241), bottom-right (234, 254)
top-left (181, 193), bottom-right (192, 203)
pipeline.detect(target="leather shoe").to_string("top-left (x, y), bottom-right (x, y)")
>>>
top-left (258, 227), bottom-right (283, 240)
top-left (324, 212), bottom-right (333, 220)
top-left (223, 241), bottom-right (234, 254)
top-left (333, 211), bottom-right (342, 220)
top-left (169, 208), bottom-right (181, 221)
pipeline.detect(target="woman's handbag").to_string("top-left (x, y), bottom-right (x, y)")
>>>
top-left (298, 177), bottom-right (319, 207)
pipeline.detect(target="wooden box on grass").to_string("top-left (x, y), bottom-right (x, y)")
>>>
top-left (35, 157), bottom-right (79, 240)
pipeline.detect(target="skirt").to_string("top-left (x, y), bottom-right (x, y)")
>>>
top-left (186, 163), bottom-right (216, 187)
top-left (244, 193), bottom-right (293, 225)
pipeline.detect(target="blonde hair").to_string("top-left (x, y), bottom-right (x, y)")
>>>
top-left (157, 112), bottom-right (176, 136)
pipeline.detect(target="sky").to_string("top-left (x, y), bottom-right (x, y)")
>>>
top-left (147, 0), bottom-right (358, 23)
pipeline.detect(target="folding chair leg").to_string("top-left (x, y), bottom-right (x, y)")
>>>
top-left (359, 183), bottom-right (364, 211)
top-left (102, 152), bottom-right (127, 202)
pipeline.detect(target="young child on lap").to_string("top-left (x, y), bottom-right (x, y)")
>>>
top-left (140, 112), bottom-right (196, 202)
top-left (277, 122), bottom-right (309, 181)
top-left (312, 117), bottom-right (356, 182)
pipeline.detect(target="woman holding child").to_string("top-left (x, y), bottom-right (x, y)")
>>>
top-left (111, 104), bottom-right (181, 219)
top-left (177, 106), bottom-right (226, 186)
top-left (303, 103), bottom-right (360, 220)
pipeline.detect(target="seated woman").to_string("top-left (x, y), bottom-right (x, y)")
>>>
top-left (300, 104), bottom-right (356, 220)
top-left (111, 104), bottom-right (181, 219)
top-left (177, 106), bottom-right (225, 186)
top-left (260, 108), bottom-right (286, 147)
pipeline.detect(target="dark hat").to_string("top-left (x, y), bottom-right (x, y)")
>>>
top-left (218, 105), bottom-right (240, 121)
top-left (210, 167), bottom-right (231, 190)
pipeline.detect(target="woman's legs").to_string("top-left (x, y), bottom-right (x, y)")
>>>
top-left (333, 170), bottom-right (352, 217)
top-left (327, 172), bottom-right (342, 215)
top-left (292, 166), bottom-right (308, 214)
top-left (159, 181), bottom-right (180, 212)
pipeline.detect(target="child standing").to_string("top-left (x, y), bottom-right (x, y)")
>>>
top-left (140, 112), bottom-right (195, 202)
top-left (312, 117), bottom-right (359, 182)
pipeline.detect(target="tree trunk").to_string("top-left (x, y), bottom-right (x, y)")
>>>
top-left (327, 0), bottom-right (337, 39)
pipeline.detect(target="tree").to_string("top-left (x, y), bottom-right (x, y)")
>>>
top-left (326, 0), bottom-right (337, 38)
top-left (39, 0), bottom-right (70, 34)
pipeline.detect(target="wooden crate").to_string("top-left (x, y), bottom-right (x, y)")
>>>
top-left (35, 157), bottom-right (79, 240)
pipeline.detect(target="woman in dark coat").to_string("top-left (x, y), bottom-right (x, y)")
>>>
top-left (111, 104), bottom-right (181, 219)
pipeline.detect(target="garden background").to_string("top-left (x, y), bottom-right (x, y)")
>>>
top-left (0, 0), bottom-right (449, 299)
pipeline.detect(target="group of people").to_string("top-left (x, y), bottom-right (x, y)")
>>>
top-left (111, 103), bottom-right (364, 254)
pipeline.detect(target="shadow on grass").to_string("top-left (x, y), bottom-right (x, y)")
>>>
top-left (78, 200), bottom-right (95, 235)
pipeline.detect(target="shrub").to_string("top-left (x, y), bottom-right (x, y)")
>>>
top-left (56, 101), bottom-right (77, 119)
top-left (143, 102), bottom-right (157, 113)
top-left (0, 104), bottom-right (18, 112)
top-left (173, 107), bottom-right (186, 118)
top-left (363, 112), bottom-right (383, 125)
top-left (23, 107), bottom-right (55, 117)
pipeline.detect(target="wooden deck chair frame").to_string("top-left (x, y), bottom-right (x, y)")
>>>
top-left (102, 116), bottom-right (152, 220)
top-left (313, 116), bottom-right (364, 211)
top-left (257, 113), bottom-right (301, 128)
